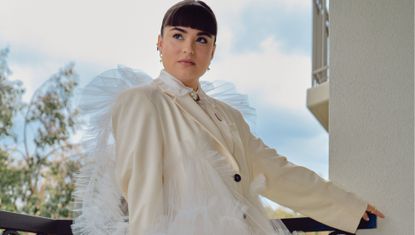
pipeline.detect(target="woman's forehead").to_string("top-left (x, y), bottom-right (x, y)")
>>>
top-left (164, 26), bottom-right (213, 37)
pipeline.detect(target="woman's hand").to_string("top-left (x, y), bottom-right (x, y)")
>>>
top-left (363, 203), bottom-right (385, 221)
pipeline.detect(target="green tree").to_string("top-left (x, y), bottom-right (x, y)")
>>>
top-left (0, 48), bottom-right (80, 218)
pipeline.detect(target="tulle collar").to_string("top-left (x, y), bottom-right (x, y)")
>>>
top-left (157, 70), bottom-right (202, 97)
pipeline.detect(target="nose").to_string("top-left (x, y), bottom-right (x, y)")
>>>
top-left (182, 40), bottom-right (195, 55)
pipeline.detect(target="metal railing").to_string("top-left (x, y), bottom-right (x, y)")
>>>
top-left (312, 0), bottom-right (329, 87)
top-left (0, 210), bottom-right (376, 235)
top-left (280, 214), bottom-right (377, 234)
top-left (0, 210), bottom-right (72, 235)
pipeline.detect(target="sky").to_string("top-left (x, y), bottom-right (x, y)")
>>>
top-left (0, 0), bottom-right (328, 195)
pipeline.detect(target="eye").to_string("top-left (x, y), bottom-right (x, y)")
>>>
top-left (172, 33), bottom-right (183, 40)
top-left (196, 37), bottom-right (208, 44)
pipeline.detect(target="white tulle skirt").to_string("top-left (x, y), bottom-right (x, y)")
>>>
top-left (71, 66), bottom-right (292, 235)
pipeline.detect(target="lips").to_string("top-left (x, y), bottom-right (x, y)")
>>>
top-left (178, 59), bottom-right (195, 65)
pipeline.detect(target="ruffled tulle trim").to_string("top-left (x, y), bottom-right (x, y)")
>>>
top-left (71, 65), bottom-right (290, 235)
top-left (200, 80), bottom-right (256, 129)
top-left (72, 66), bottom-right (152, 234)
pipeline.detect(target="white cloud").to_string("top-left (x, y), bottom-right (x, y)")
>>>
top-left (207, 35), bottom-right (311, 111)
top-left (1, 0), bottom-right (327, 176)
top-left (274, 0), bottom-right (311, 10)
top-left (10, 61), bottom-right (68, 101)
top-left (0, 0), bottom-right (309, 65)
top-left (2, 0), bottom-right (315, 137)
top-left (1, 0), bottom-right (172, 70)
top-left (1, 0), bottom-right (311, 109)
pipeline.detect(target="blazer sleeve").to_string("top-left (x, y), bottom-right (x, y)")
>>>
top-left (232, 110), bottom-right (367, 234)
top-left (112, 89), bottom-right (164, 234)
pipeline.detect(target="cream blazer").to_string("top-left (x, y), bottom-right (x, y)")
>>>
top-left (111, 71), bottom-right (367, 234)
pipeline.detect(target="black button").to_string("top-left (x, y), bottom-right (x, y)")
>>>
top-left (243, 213), bottom-right (247, 219)
top-left (234, 174), bottom-right (241, 182)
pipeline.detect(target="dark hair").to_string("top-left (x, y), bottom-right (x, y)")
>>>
top-left (161, 0), bottom-right (217, 43)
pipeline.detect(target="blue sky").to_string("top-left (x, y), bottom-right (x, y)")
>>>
top-left (232, 2), bottom-right (311, 54)
top-left (0, 0), bottom-right (328, 201)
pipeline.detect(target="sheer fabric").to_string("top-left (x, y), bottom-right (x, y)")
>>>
top-left (72, 66), bottom-right (292, 235)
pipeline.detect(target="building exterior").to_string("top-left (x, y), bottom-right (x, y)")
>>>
top-left (328, 0), bottom-right (414, 234)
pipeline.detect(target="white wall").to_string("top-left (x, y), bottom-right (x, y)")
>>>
top-left (329, 0), bottom-right (414, 234)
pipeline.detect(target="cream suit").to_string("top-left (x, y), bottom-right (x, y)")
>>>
top-left (111, 70), bottom-right (368, 234)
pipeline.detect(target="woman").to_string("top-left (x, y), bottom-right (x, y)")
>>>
top-left (72, 1), bottom-right (384, 234)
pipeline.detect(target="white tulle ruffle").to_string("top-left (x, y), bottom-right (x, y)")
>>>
top-left (72, 66), bottom-right (152, 234)
top-left (71, 65), bottom-right (292, 235)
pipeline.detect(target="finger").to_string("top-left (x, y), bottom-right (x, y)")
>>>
top-left (362, 212), bottom-right (369, 221)
top-left (366, 204), bottom-right (385, 218)
top-left (373, 210), bottom-right (385, 218)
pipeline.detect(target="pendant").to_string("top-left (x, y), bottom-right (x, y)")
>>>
top-left (189, 91), bottom-right (200, 102)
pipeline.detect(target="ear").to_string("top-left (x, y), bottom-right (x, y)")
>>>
top-left (157, 34), bottom-right (163, 51)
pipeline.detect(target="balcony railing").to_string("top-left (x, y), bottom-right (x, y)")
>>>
top-left (312, 0), bottom-right (329, 86)
top-left (0, 210), bottom-right (376, 235)
top-left (0, 210), bottom-right (72, 235)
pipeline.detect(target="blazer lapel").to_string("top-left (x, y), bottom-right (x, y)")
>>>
top-left (177, 95), bottom-right (226, 142)
top-left (155, 79), bottom-right (240, 172)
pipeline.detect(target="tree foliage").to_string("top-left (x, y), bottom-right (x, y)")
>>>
top-left (0, 48), bottom-right (80, 218)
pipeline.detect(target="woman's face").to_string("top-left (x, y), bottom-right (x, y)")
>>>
top-left (157, 26), bottom-right (216, 90)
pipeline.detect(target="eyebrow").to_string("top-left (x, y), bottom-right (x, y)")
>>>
top-left (170, 27), bottom-right (213, 38)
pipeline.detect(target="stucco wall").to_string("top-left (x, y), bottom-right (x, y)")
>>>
top-left (329, 0), bottom-right (414, 234)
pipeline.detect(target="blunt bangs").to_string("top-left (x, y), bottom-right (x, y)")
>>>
top-left (161, 1), bottom-right (217, 41)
